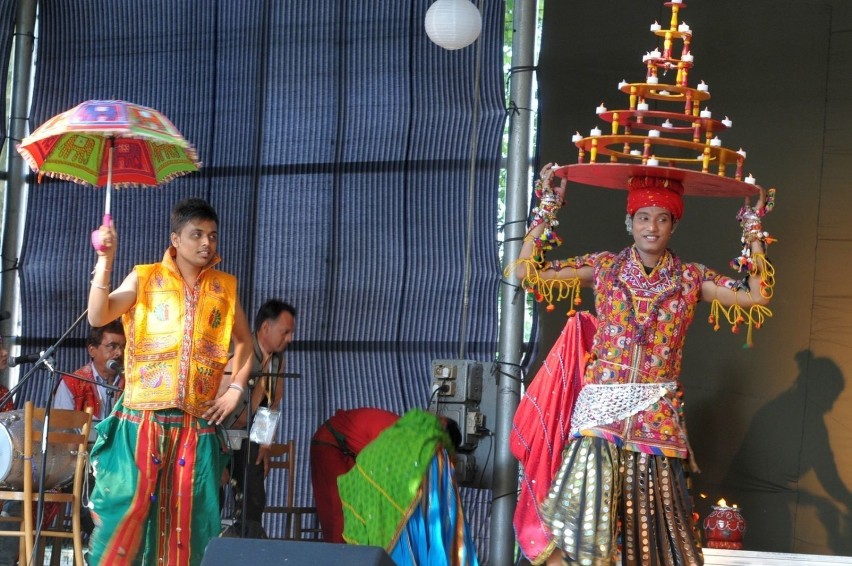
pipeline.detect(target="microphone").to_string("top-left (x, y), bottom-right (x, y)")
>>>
top-left (9, 352), bottom-right (44, 367)
top-left (106, 359), bottom-right (124, 375)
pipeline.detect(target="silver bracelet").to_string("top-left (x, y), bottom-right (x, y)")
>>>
top-left (90, 280), bottom-right (110, 291)
top-left (227, 383), bottom-right (244, 394)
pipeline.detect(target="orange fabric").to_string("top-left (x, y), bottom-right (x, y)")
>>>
top-left (122, 248), bottom-right (237, 417)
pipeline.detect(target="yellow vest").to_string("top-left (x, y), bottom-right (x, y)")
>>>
top-left (122, 248), bottom-right (238, 417)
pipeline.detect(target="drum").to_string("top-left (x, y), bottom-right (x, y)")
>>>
top-left (0, 409), bottom-right (78, 490)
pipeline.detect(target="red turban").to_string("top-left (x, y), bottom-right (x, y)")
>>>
top-left (626, 176), bottom-right (684, 219)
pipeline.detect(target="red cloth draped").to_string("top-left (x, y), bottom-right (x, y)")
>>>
top-left (511, 312), bottom-right (597, 564)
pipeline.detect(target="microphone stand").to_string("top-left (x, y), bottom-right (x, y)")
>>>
top-left (238, 373), bottom-right (257, 539)
top-left (3, 309), bottom-right (90, 566)
top-left (224, 369), bottom-right (286, 538)
top-left (0, 309), bottom-right (90, 409)
top-left (31, 356), bottom-right (62, 566)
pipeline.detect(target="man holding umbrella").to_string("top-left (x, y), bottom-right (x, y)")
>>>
top-left (85, 197), bottom-right (253, 566)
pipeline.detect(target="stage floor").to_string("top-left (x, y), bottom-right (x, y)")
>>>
top-left (705, 548), bottom-right (852, 565)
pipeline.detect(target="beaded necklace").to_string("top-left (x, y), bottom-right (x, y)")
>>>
top-left (605, 246), bottom-right (684, 345)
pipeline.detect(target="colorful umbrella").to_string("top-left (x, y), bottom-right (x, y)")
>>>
top-left (16, 100), bottom-right (201, 248)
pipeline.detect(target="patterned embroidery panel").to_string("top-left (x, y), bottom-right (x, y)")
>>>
top-left (196, 288), bottom-right (233, 353)
top-left (144, 289), bottom-right (181, 336)
top-left (123, 255), bottom-right (237, 416)
top-left (576, 247), bottom-right (713, 457)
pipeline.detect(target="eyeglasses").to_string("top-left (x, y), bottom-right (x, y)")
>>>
top-left (100, 342), bottom-right (124, 351)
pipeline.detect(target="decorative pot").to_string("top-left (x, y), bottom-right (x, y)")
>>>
top-left (703, 505), bottom-right (746, 549)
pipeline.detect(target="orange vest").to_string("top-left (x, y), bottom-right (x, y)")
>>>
top-left (121, 248), bottom-right (237, 417)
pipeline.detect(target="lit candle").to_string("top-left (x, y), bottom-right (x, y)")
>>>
top-left (710, 136), bottom-right (722, 147)
top-left (678, 22), bottom-right (691, 33)
top-left (722, 116), bottom-right (733, 127)
top-left (618, 79), bottom-right (629, 90)
top-left (572, 132), bottom-right (583, 143)
top-left (637, 102), bottom-right (649, 112)
top-left (744, 174), bottom-right (756, 185)
top-left (647, 76), bottom-right (659, 84)
top-left (647, 156), bottom-right (660, 166)
top-left (596, 103), bottom-right (607, 114)
top-left (648, 129), bottom-right (661, 138)
top-left (672, 0), bottom-right (682, 3)
top-left (700, 108), bottom-right (712, 118)
top-left (650, 21), bottom-right (661, 32)
top-left (682, 52), bottom-right (694, 63)
top-left (590, 127), bottom-right (602, 136)
top-left (737, 148), bottom-right (747, 159)
top-left (697, 80), bottom-right (709, 92)
top-left (662, 119), bottom-right (673, 128)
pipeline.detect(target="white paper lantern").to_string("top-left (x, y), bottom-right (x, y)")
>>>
top-left (424, 0), bottom-right (482, 50)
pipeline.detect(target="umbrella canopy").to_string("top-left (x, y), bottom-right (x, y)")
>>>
top-left (17, 99), bottom-right (201, 193)
top-left (17, 100), bottom-right (202, 250)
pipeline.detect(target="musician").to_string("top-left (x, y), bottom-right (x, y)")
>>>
top-left (53, 321), bottom-right (125, 419)
top-left (309, 407), bottom-right (400, 542)
top-left (219, 299), bottom-right (296, 537)
top-left (47, 322), bottom-right (125, 542)
top-left (336, 410), bottom-right (479, 564)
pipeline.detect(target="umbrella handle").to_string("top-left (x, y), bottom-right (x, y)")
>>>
top-left (91, 213), bottom-right (113, 252)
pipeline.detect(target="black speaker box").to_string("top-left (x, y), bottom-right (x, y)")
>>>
top-left (201, 537), bottom-right (395, 566)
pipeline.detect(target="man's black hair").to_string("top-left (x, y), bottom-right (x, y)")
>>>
top-left (170, 198), bottom-right (218, 234)
top-left (254, 299), bottom-right (297, 333)
top-left (86, 320), bottom-right (124, 348)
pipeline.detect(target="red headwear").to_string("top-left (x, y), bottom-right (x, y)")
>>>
top-left (626, 176), bottom-right (684, 219)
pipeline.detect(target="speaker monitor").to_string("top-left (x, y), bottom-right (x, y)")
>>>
top-left (201, 538), bottom-right (395, 566)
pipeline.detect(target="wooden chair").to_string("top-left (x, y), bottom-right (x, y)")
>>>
top-left (0, 402), bottom-right (93, 565)
top-left (263, 441), bottom-right (322, 540)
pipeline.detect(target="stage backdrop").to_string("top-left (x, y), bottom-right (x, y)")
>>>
top-left (538, 0), bottom-right (852, 556)
top-left (9, 0), bottom-right (505, 553)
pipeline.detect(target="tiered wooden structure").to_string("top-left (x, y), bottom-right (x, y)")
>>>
top-left (557, 1), bottom-right (762, 197)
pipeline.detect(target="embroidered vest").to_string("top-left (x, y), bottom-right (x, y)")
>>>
top-left (569, 247), bottom-right (706, 458)
top-left (122, 249), bottom-right (238, 417)
top-left (62, 364), bottom-right (100, 415)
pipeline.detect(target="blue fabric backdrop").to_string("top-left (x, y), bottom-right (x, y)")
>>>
top-left (13, 0), bottom-right (505, 554)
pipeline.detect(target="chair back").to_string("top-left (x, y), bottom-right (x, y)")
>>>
top-left (267, 441), bottom-right (295, 508)
top-left (263, 441), bottom-right (321, 540)
top-left (23, 401), bottom-right (93, 565)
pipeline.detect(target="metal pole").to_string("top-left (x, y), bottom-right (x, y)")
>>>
top-left (491, 0), bottom-right (537, 564)
top-left (1, 0), bottom-right (37, 363)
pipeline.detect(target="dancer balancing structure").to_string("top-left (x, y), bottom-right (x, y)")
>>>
top-left (509, 2), bottom-right (777, 564)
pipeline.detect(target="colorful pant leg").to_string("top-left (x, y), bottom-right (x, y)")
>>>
top-left (87, 406), bottom-right (229, 566)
